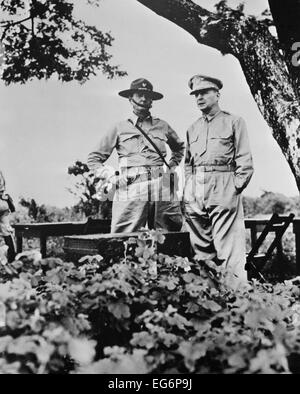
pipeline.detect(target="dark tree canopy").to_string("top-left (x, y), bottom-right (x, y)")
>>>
top-left (0, 0), bottom-right (126, 84)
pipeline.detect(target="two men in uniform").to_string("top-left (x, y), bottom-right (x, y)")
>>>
top-left (88, 75), bottom-right (254, 282)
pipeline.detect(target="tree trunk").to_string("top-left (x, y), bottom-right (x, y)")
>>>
top-left (136, 0), bottom-right (300, 192)
top-left (268, 0), bottom-right (300, 88)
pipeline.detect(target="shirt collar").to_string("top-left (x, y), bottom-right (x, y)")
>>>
top-left (129, 112), bottom-right (152, 125)
top-left (203, 109), bottom-right (222, 122)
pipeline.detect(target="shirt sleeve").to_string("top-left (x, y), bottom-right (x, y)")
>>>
top-left (166, 124), bottom-right (185, 167)
top-left (87, 125), bottom-right (118, 172)
top-left (233, 117), bottom-right (254, 192)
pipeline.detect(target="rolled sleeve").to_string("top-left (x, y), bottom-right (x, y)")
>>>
top-left (166, 124), bottom-right (185, 167)
top-left (233, 117), bottom-right (254, 192)
top-left (87, 125), bottom-right (118, 172)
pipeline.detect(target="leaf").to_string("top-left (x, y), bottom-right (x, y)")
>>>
top-left (135, 245), bottom-right (145, 258)
top-left (126, 237), bottom-right (138, 245)
top-left (178, 341), bottom-right (208, 372)
top-left (202, 300), bottom-right (222, 312)
top-left (15, 250), bottom-right (42, 264)
top-left (0, 283), bottom-right (11, 301)
top-left (76, 349), bottom-right (149, 374)
top-left (185, 302), bottom-right (200, 314)
top-left (159, 276), bottom-right (179, 291)
top-left (68, 338), bottom-right (96, 365)
top-left (148, 261), bottom-right (157, 278)
top-left (182, 273), bottom-right (196, 283)
top-left (31, 275), bottom-right (42, 287)
top-left (6, 311), bottom-right (22, 330)
top-left (143, 246), bottom-right (155, 260)
top-left (150, 230), bottom-right (165, 245)
top-left (157, 331), bottom-right (178, 347)
top-left (7, 337), bottom-right (38, 356)
top-left (107, 302), bottom-right (131, 320)
top-left (35, 341), bottom-right (55, 365)
top-left (185, 283), bottom-right (203, 297)
top-left (130, 331), bottom-right (155, 349)
top-left (0, 245), bottom-right (8, 265)
top-left (79, 255), bottom-right (103, 264)
top-left (0, 302), bottom-right (6, 327)
top-left (228, 353), bottom-right (247, 369)
top-left (0, 335), bottom-right (12, 352)
top-left (249, 349), bottom-right (272, 373)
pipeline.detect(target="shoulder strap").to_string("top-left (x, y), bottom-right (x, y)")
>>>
top-left (128, 119), bottom-right (170, 169)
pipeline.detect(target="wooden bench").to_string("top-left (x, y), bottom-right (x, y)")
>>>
top-left (13, 218), bottom-right (110, 257)
top-left (63, 231), bottom-right (192, 262)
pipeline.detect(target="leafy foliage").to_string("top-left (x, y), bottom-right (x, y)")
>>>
top-left (0, 230), bottom-right (300, 373)
top-left (0, 0), bottom-right (126, 84)
top-left (243, 191), bottom-right (300, 218)
top-left (68, 160), bottom-right (112, 219)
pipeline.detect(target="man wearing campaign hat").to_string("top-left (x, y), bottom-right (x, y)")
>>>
top-left (183, 74), bottom-right (254, 285)
top-left (88, 78), bottom-right (185, 233)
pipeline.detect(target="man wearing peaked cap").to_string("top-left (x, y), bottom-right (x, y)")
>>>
top-left (87, 78), bottom-right (185, 233)
top-left (189, 74), bottom-right (223, 94)
top-left (183, 74), bottom-right (254, 288)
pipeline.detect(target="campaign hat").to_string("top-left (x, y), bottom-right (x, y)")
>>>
top-left (118, 78), bottom-right (163, 100)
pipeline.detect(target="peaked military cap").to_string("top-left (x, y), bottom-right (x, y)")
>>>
top-left (118, 78), bottom-right (164, 100)
top-left (188, 74), bottom-right (223, 95)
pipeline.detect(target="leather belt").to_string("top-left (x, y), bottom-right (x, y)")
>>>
top-left (193, 164), bottom-right (234, 173)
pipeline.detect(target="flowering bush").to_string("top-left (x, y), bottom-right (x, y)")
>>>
top-left (0, 231), bottom-right (299, 374)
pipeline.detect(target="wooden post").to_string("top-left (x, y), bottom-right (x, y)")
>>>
top-left (250, 226), bottom-right (257, 248)
top-left (16, 235), bottom-right (23, 254)
top-left (40, 234), bottom-right (47, 258)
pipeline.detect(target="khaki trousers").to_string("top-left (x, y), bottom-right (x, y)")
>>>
top-left (111, 173), bottom-right (182, 233)
top-left (184, 169), bottom-right (247, 284)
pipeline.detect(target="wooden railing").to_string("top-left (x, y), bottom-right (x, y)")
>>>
top-left (13, 219), bottom-right (110, 258)
top-left (13, 217), bottom-right (300, 273)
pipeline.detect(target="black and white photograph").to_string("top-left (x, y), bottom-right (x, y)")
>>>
top-left (0, 0), bottom-right (300, 377)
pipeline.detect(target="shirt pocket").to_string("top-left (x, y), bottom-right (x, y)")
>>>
top-left (208, 133), bottom-right (233, 156)
top-left (118, 132), bottom-right (141, 154)
top-left (148, 130), bottom-right (167, 154)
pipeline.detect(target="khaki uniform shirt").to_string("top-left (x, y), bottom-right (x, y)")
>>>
top-left (88, 114), bottom-right (185, 171)
top-left (185, 110), bottom-right (254, 191)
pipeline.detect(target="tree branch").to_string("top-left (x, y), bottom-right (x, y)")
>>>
top-left (0, 16), bottom-right (32, 41)
top-left (0, 16), bottom-right (32, 28)
top-left (136, 0), bottom-right (223, 49)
